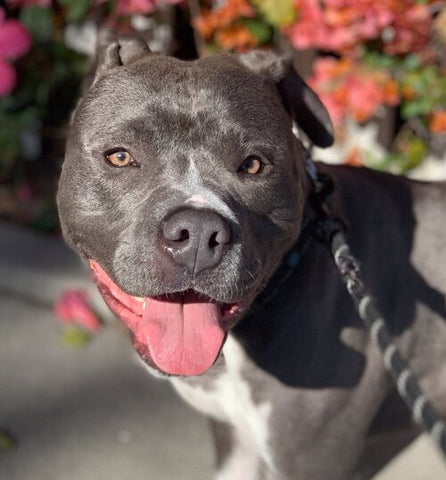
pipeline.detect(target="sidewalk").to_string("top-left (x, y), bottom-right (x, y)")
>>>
top-left (0, 221), bottom-right (444, 479)
top-left (0, 221), bottom-right (213, 480)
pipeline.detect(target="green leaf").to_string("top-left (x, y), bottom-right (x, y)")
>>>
top-left (403, 53), bottom-right (422, 70)
top-left (364, 51), bottom-right (401, 70)
top-left (58, 0), bottom-right (91, 23)
top-left (251, 0), bottom-right (296, 27)
top-left (401, 98), bottom-right (435, 119)
top-left (244, 19), bottom-right (272, 44)
top-left (19, 6), bottom-right (54, 43)
top-left (405, 137), bottom-right (427, 170)
top-left (368, 137), bottom-right (427, 174)
top-left (60, 327), bottom-right (91, 347)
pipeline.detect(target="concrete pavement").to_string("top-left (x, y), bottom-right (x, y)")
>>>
top-left (0, 294), bottom-right (213, 480)
top-left (0, 220), bottom-right (445, 479)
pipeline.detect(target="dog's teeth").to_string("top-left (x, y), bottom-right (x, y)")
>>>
top-left (134, 297), bottom-right (145, 303)
top-left (143, 301), bottom-right (146, 311)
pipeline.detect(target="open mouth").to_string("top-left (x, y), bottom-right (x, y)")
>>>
top-left (89, 260), bottom-right (244, 377)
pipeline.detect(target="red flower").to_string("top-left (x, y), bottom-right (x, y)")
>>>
top-left (54, 289), bottom-right (102, 332)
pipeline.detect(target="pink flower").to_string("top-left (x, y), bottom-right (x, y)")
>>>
top-left (54, 289), bottom-right (102, 332)
top-left (115, 0), bottom-right (182, 16)
top-left (0, 11), bottom-right (31, 60)
top-left (116, 0), bottom-right (157, 15)
top-left (309, 57), bottom-right (399, 126)
top-left (286, 0), bottom-right (431, 57)
top-left (0, 8), bottom-right (32, 97)
top-left (384, 3), bottom-right (431, 55)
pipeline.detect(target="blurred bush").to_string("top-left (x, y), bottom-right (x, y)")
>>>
top-left (0, 0), bottom-right (445, 231)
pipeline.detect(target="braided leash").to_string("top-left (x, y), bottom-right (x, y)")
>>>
top-left (306, 152), bottom-right (446, 457)
top-left (331, 231), bottom-right (446, 455)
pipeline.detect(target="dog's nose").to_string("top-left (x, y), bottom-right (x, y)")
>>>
top-left (161, 209), bottom-right (231, 274)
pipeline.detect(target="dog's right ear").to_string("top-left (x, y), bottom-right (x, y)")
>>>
top-left (90, 29), bottom-right (151, 86)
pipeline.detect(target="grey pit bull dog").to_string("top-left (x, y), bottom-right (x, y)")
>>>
top-left (57, 34), bottom-right (446, 480)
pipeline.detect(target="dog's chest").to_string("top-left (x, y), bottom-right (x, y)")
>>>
top-left (171, 335), bottom-right (274, 467)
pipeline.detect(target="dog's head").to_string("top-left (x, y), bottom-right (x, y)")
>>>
top-left (57, 34), bottom-right (333, 377)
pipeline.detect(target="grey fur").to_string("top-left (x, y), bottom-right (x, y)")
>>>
top-left (57, 36), bottom-right (446, 480)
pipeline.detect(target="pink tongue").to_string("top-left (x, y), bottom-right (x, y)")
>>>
top-left (141, 293), bottom-right (225, 376)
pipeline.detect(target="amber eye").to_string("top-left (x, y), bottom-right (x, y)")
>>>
top-left (105, 150), bottom-right (135, 167)
top-left (239, 155), bottom-right (263, 175)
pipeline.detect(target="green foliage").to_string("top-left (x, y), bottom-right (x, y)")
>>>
top-left (0, 100), bottom-right (39, 179)
top-left (364, 50), bottom-right (446, 138)
top-left (0, 16), bottom-right (88, 180)
top-left (244, 18), bottom-right (272, 44)
top-left (60, 327), bottom-right (92, 347)
top-left (366, 137), bottom-right (427, 174)
top-left (20, 6), bottom-right (54, 43)
top-left (58, 0), bottom-right (91, 23)
top-left (400, 65), bottom-right (446, 121)
top-left (251, 0), bottom-right (296, 27)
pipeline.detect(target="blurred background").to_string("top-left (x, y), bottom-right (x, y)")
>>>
top-left (1, 1), bottom-right (446, 479)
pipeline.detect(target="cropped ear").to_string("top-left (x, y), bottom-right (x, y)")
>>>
top-left (238, 51), bottom-right (334, 148)
top-left (91, 28), bottom-right (151, 85)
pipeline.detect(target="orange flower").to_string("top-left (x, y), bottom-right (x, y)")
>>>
top-left (215, 23), bottom-right (258, 52)
top-left (195, 0), bottom-right (256, 39)
top-left (382, 78), bottom-right (399, 105)
top-left (194, 10), bottom-right (215, 39)
top-left (429, 111), bottom-right (446, 134)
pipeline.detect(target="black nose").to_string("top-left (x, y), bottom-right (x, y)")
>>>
top-left (161, 209), bottom-right (231, 274)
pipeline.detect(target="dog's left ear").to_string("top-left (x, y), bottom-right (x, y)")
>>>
top-left (238, 51), bottom-right (334, 148)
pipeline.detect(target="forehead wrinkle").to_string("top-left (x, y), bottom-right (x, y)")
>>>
top-left (147, 85), bottom-right (244, 136)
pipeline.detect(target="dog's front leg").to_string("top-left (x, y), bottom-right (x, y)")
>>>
top-left (211, 419), bottom-right (267, 480)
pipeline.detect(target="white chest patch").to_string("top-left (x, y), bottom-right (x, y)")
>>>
top-left (171, 334), bottom-right (275, 479)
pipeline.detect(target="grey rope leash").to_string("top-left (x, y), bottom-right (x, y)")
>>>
top-left (331, 231), bottom-right (446, 455)
top-left (305, 151), bottom-right (446, 457)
